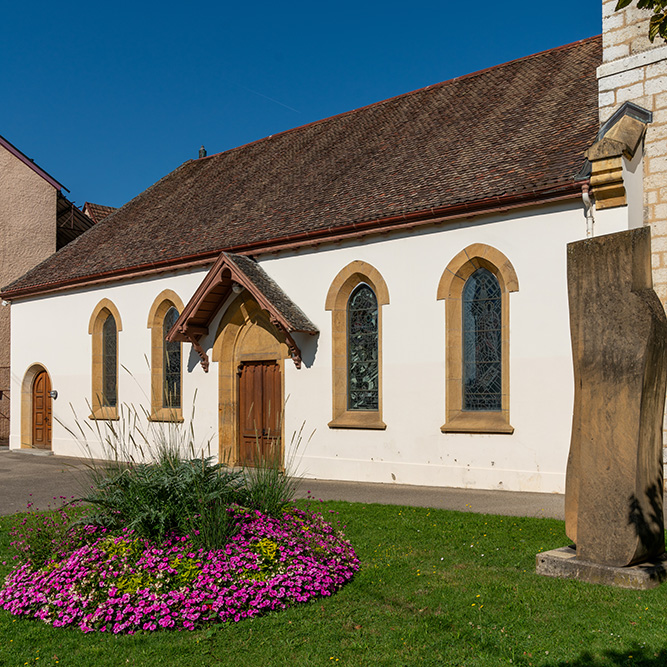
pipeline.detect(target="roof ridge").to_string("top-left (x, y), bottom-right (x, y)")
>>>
top-left (199, 35), bottom-right (602, 163)
top-left (93, 159), bottom-right (196, 227)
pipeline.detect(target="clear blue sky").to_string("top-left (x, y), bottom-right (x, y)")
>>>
top-left (1, 0), bottom-right (602, 209)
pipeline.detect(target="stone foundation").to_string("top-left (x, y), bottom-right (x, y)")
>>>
top-left (537, 546), bottom-right (667, 589)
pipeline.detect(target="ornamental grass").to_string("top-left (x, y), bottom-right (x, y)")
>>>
top-left (1, 403), bottom-right (357, 634)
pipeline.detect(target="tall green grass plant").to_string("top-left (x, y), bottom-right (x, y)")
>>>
top-left (58, 387), bottom-right (309, 549)
top-left (243, 421), bottom-right (312, 517)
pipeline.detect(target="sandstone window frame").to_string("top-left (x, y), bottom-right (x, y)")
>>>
top-left (88, 298), bottom-right (122, 421)
top-left (147, 289), bottom-right (185, 423)
top-left (437, 244), bottom-right (518, 434)
top-left (325, 260), bottom-right (389, 430)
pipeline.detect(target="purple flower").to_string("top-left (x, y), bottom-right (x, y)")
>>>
top-left (0, 507), bottom-right (359, 634)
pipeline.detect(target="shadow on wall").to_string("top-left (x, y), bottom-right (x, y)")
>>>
top-left (187, 343), bottom-right (204, 373)
top-left (185, 331), bottom-right (319, 372)
top-left (292, 332), bottom-right (318, 368)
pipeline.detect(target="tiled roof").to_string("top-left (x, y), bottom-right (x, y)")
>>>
top-left (226, 254), bottom-right (319, 333)
top-left (83, 202), bottom-right (118, 224)
top-left (3, 36), bottom-right (602, 298)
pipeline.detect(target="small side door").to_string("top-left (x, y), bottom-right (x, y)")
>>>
top-left (32, 370), bottom-right (52, 449)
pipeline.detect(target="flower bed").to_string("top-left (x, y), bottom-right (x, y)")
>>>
top-left (0, 507), bottom-right (359, 634)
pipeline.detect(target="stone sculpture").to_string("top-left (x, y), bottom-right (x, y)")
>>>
top-left (565, 226), bottom-right (667, 567)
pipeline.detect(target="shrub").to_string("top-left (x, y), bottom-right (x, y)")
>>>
top-left (243, 422), bottom-right (311, 517)
top-left (59, 396), bottom-right (311, 549)
top-left (80, 455), bottom-right (246, 548)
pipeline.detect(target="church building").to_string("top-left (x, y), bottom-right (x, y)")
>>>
top-left (4, 1), bottom-right (667, 493)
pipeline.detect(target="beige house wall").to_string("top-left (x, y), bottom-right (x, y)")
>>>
top-left (0, 144), bottom-right (58, 444)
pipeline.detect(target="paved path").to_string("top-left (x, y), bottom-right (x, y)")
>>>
top-left (0, 450), bottom-right (93, 515)
top-left (0, 448), bottom-right (565, 519)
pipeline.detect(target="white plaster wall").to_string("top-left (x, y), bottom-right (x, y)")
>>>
top-left (9, 202), bottom-right (630, 493)
top-left (260, 202), bottom-right (628, 493)
top-left (9, 269), bottom-right (218, 460)
top-left (623, 148), bottom-right (645, 229)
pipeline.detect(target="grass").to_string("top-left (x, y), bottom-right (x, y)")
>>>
top-left (2, 501), bottom-right (667, 666)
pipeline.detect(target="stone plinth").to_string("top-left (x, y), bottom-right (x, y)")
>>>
top-left (537, 546), bottom-right (667, 590)
top-left (565, 227), bottom-right (667, 568)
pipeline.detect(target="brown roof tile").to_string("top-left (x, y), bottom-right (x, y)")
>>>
top-left (3, 36), bottom-right (602, 298)
top-left (83, 202), bottom-right (118, 224)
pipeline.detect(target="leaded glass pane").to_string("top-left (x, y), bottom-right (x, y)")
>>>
top-left (102, 313), bottom-right (117, 408)
top-left (462, 268), bottom-right (502, 411)
top-left (347, 284), bottom-right (379, 411)
top-left (163, 307), bottom-right (181, 409)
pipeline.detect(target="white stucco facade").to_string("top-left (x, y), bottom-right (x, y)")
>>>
top-left (9, 200), bottom-right (630, 493)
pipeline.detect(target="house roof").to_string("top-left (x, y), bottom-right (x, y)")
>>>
top-left (2, 36), bottom-right (602, 300)
top-left (82, 202), bottom-right (118, 224)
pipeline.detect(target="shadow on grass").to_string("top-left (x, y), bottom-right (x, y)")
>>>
top-left (551, 646), bottom-right (667, 666)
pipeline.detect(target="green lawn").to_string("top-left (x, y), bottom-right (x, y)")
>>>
top-left (1, 500), bottom-right (667, 667)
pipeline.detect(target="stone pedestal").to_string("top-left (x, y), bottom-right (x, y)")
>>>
top-left (561, 227), bottom-right (667, 574)
top-left (536, 546), bottom-right (667, 590)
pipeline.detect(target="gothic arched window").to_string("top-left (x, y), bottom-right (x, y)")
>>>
top-left (147, 290), bottom-right (185, 422)
top-left (162, 306), bottom-right (181, 409)
top-left (88, 299), bottom-right (123, 420)
top-left (462, 268), bottom-right (502, 411)
top-left (437, 245), bottom-right (518, 434)
top-left (347, 284), bottom-right (379, 411)
top-left (102, 313), bottom-right (118, 408)
top-left (325, 261), bottom-right (389, 429)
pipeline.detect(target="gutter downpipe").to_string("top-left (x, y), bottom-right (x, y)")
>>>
top-left (581, 182), bottom-right (594, 238)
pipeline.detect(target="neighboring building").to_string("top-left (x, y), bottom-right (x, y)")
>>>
top-left (2, 3), bottom-right (666, 491)
top-left (82, 202), bottom-right (118, 225)
top-left (0, 135), bottom-right (93, 446)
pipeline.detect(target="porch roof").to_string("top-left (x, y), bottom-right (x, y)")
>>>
top-left (167, 252), bottom-right (318, 370)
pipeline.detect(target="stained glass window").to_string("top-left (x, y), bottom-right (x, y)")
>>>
top-left (462, 268), bottom-right (502, 411)
top-left (102, 313), bottom-right (117, 408)
top-left (347, 284), bottom-right (379, 411)
top-left (163, 306), bottom-right (181, 409)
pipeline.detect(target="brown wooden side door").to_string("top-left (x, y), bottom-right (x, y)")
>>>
top-left (238, 361), bottom-right (281, 466)
top-left (32, 370), bottom-right (52, 449)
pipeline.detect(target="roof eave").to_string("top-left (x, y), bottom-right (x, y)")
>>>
top-left (0, 180), bottom-right (582, 301)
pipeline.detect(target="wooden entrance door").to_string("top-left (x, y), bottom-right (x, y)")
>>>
top-left (32, 371), bottom-right (52, 449)
top-left (238, 361), bottom-right (281, 466)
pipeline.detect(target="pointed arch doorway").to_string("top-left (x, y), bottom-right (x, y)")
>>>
top-left (213, 293), bottom-right (290, 467)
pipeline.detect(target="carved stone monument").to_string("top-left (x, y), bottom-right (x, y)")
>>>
top-left (537, 227), bottom-right (667, 588)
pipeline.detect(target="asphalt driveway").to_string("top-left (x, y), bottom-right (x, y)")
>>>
top-left (0, 448), bottom-right (566, 518)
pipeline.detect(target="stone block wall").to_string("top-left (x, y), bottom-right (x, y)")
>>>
top-left (600, 2), bottom-right (667, 302)
top-left (599, 1), bottom-right (667, 444)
